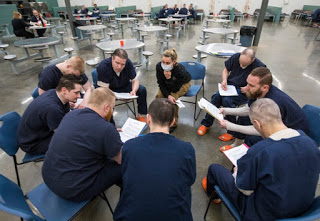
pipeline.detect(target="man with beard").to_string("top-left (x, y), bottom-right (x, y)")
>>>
top-left (218, 67), bottom-right (309, 151)
top-left (42, 87), bottom-right (122, 202)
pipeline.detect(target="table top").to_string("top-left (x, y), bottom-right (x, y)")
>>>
top-left (170, 14), bottom-right (189, 18)
top-left (207, 15), bottom-right (229, 19)
top-left (96, 39), bottom-right (145, 51)
top-left (77, 25), bottom-right (107, 31)
top-left (46, 17), bottom-right (61, 20)
top-left (202, 28), bottom-right (238, 34)
top-left (115, 18), bottom-right (137, 21)
top-left (28, 24), bottom-right (55, 30)
top-left (14, 37), bottom-right (60, 48)
top-left (135, 25), bottom-right (168, 32)
top-left (206, 19), bottom-right (231, 23)
top-left (133, 14), bottom-right (151, 17)
top-left (73, 14), bottom-right (86, 17)
top-left (158, 17), bottom-right (182, 22)
top-left (195, 43), bottom-right (245, 55)
top-left (100, 13), bottom-right (117, 17)
top-left (75, 17), bottom-right (97, 21)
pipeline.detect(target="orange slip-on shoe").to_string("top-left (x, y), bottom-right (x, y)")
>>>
top-left (220, 145), bottom-right (232, 152)
top-left (219, 133), bottom-right (235, 141)
top-left (136, 116), bottom-right (147, 122)
top-left (202, 177), bottom-right (221, 204)
top-left (197, 125), bottom-right (209, 136)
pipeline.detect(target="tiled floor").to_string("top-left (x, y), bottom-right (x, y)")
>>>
top-left (0, 16), bottom-right (319, 221)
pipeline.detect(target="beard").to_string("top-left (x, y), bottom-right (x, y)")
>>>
top-left (246, 89), bottom-right (263, 99)
top-left (104, 109), bottom-right (113, 122)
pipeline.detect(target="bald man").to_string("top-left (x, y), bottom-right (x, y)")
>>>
top-left (197, 49), bottom-right (266, 139)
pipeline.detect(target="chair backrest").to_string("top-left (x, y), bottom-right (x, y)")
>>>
top-left (91, 69), bottom-right (98, 88)
top-left (0, 112), bottom-right (21, 156)
top-left (302, 104), bottom-right (320, 146)
top-left (31, 87), bottom-right (39, 99)
top-left (180, 61), bottom-right (206, 80)
top-left (0, 174), bottom-right (44, 221)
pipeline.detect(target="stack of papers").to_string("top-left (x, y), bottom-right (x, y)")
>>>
top-left (210, 50), bottom-right (236, 57)
top-left (198, 98), bottom-right (224, 121)
top-left (218, 83), bottom-right (238, 96)
top-left (223, 144), bottom-right (249, 167)
top-left (119, 118), bottom-right (147, 143)
top-left (113, 92), bottom-right (138, 100)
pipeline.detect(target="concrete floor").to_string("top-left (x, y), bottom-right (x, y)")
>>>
top-left (0, 16), bottom-right (319, 221)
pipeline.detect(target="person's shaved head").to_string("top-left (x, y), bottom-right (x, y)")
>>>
top-left (239, 48), bottom-right (256, 69)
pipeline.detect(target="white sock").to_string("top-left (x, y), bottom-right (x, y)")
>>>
top-left (231, 138), bottom-right (244, 148)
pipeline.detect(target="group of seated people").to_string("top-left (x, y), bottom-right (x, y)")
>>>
top-left (12, 9), bottom-right (48, 38)
top-left (158, 3), bottom-right (197, 19)
top-left (15, 46), bottom-right (320, 220)
top-left (74, 4), bottom-right (101, 17)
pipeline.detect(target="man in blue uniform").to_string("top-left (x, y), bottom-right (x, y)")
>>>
top-left (18, 75), bottom-right (83, 155)
top-left (38, 56), bottom-right (91, 109)
top-left (42, 87), bottom-right (122, 202)
top-left (219, 67), bottom-right (309, 151)
top-left (203, 98), bottom-right (320, 221)
top-left (97, 48), bottom-right (148, 122)
top-left (197, 49), bottom-right (266, 140)
top-left (113, 98), bottom-right (196, 220)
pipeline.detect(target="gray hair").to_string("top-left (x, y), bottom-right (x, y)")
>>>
top-left (249, 98), bottom-right (282, 125)
top-left (241, 48), bottom-right (256, 60)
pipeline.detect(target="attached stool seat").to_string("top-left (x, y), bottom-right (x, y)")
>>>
top-left (142, 51), bottom-right (153, 70)
top-left (4, 55), bottom-right (18, 74)
top-left (58, 31), bottom-right (65, 44)
top-left (107, 32), bottom-right (115, 41)
top-left (86, 59), bottom-right (99, 68)
top-left (64, 47), bottom-right (74, 57)
top-left (71, 37), bottom-right (79, 51)
top-left (165, 34), bottom-right (172, 49)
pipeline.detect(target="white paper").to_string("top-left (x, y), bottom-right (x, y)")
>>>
top-left (113, 92), bottom-right (138, 100)
top-left (74, 98), bottom-right (83, 108)
top-left (198, 98), bottom-right (224, 121)
top-left (223, 144), bottom-right (248, 167)
top-left (119, 118), bottom-right (147, 143)
top-left (175, 99), bottom-right (185, 108)
top-left (218, 83), bottom-right (238, 96)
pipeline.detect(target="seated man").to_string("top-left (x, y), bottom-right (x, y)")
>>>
top-left (197, 49), bottom-right (265, 139)
top-left (219, 67), bottom-right (309, 151)
top-left (92, 4), bottom-right (100, 17)
top-left (113, 98), bottom-right (196, 220)
top-left (203, 98), bottom-right (320, 221)
top-left (80, 5), bottom-right (89, 15)
top-left (179, 4), bottom-right (188, 15)
top-left (42, 87), bottom-right (122, 202)
top-left (38, 56), bottom-right (91, 109)
top-left (18, 75), bottom-right (83, 155)
top-left (188, 4), bottom-right (196, 19)
top-left (97, 48), bottom-right (147, 122)
top-left (158, 4), bottom-right (168, 18)
top-left (30, 9), bottom-right (47, 37)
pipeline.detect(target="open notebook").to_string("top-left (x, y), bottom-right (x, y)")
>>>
top-left (223, 143), bottom-right (249, 167)
top-left (119, 118), bottom-right (147, 143)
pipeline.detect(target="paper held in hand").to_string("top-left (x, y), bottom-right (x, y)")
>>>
top-left (223, 143), bottom-right (249, 167)
top-left (218, 83), bottom-right (238, 96)
top-left (175, 99), bottom-right (185, 108)
top-left (198, 98), bottom-right (224, 121)
top-left (119, 118), bottom-right (147, 143)
top-left (113, 92), bottom-right (138, 100)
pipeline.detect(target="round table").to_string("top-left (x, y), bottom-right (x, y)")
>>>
top-left (135, 25), bottom-right (168, 41)
top-left (201, 28), bottom-right (239, 44)
top-left (205, 19), bottom-right (231, 28)
top-left (77, 25), bottom-right (108, 41)
top-left (28, 24), bottom-right (57, 36)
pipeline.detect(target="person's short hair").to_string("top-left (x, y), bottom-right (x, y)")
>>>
top-left (88, 87), bottom-right (116, 107)
top-left (56, 74), bottom-right (83, 91)
top-left (13, 11), bottom-right (21, 19)
top-left (250, 67), bottom-right (273, 87)
top-left (241, 48), bottom-right (256, 60)
top-left (148, 98), bottom-right (175, 127)
top-left (112, 48), bottom-right (128, 60)
top-left (249, 98), bottom-right (282, 125)
top-left (163, 48), bottom-right (178, 63)
top-left (66, 56), bottom-right (85, 73)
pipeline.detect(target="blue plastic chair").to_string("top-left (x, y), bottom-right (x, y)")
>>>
top-left (204, 185), bottom-right (320, 221)
top-left (31, 87), bottom-right (39, 99)
top-left (91, 69), bottom-right (136, 116)
top-left (180, 61), bottom-right (206, 120)
top-left (0, 174), bottom-right (93, 221)
top-left (302, 104), bottom-right (320, 146)
top-left (0, 112), bottom-right (44, 187)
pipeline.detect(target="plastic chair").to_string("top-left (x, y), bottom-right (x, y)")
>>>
top-left (204, 185), bottom-right (320, 221)
top-left (302, 104), bottom-right (320, 146)
top-left (0, 112), bottom-right (44, 187)
top-left (91, 69), bottom-right (136, 116)
top-left (31, 87), bottom-right (39, 99)
top-left (180, 61), bottom-right (206, 120)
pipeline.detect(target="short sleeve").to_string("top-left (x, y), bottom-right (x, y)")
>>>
top-left (38, 69), bottom-right (53, 91)
top-left (97, 60), bottom-right (113, 84)
top-left (224, 53), bottom-right (239, 72)
top-left (126, 59), bottom-right (136, 80)
top-left (81, 73), bottom-right (89, 85)
top-left (103, 125), bottom-right (123, 158)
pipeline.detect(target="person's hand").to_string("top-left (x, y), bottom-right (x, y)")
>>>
top-left (219, 119), bottom-right (227, 129)
top-left (240, 86), bottom-right (247, 93)
top-left (233, 167), bottom-right (238, 173)
top-left (219, 108), bottom-right (225, 116)
top-left (164, 71), bottom-right (172, 79)
top-left (117, 128), bottom-right (123, 132)
top-left (69, 102), bottom-right (76, 109)
top-left (130, 91), bottom-right (136, 96)
top-left (76, 100), bottom-right (87, 109)
top-left (221, 80), bottom-right (227, 90)
top-left (168, 95), bottom-right (176, 104)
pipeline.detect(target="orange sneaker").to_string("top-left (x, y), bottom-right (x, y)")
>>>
top-left (202, 177), bottom-right (221, 204)
top-left (136, 116), bottom-right (146, 122)
top-left (219, 133), bottom-right (235, 141)
top-left (197, 125), bottom-right (209, 136)
top-left (220, 145), bottom-right (232, 152)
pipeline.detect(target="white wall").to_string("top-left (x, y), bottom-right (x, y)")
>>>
top-left (58, 0), bottom-right (320, 15)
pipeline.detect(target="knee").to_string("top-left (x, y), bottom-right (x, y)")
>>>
top-left (138, 85), bottom-right (147, 95)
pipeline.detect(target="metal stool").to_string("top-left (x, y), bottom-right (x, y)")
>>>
top-left (142, 51), bottom-right (153, 70)
top-left (4, 55), bottom-right (18, 74)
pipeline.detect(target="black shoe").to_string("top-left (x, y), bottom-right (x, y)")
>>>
top-left (169, 126), bottom-right (177, 133)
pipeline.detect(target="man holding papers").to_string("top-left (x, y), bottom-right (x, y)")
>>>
top-left (42, 88), bottom-right (122, 202)
top-left (114, 98), bottom-right (196, 220)
top-left (97, 48), bottom-right (148, 122)
top-left (219, 67), bottom-right (309, 151)
top-left (197, 49), bottom-right (265, 139)
top-left (202, 98), bottom-right (320, 221)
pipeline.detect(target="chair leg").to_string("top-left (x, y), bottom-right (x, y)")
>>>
top-left (13, 155), bottom-right (21, 187)
top-left (100, 192), bottom-right (114, 214)
top-left (204, 193), bottom-right (215, 220)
